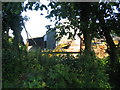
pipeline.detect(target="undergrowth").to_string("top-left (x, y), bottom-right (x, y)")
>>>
top-left (2, 48), bottom-right (112, 88)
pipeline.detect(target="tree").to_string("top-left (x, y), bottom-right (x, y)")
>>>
top-left (2, 2), bottom-right (25, 52)
top-left (46, 2), bottom-right (120, 62)
top-left (95, 2), bottom-right (120, 88)
top-left (96, 2), bottom-right (120, 64)
top-left (46, 2), bottom-right (120, 88)
top-left (46, 2), bottom-right (97, 54)
top-left (2, 2), bottom-right (46, 52)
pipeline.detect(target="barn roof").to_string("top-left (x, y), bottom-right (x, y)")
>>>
top-left (27, 37), bottom-right (44, 46)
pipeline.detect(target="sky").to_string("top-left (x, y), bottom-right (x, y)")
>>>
top-left (21, 0), bottom-right (54, 44)
top-left (21, 10), bottom-right (51, 43)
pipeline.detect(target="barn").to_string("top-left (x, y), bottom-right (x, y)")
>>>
top-left (26, 30), bottom-right (56, 51)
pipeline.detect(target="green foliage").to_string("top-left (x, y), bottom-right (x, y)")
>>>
top-left (2, 2), bottom-right (120, 89)
top-left (46, 2), bottom-right (120, 62)
top-left (3, 49), bottom-right (111, 88)
top-left (77, 54), bottom-right (110, 88)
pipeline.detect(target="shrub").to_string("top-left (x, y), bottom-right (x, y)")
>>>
top-left (3, 49), bottom-right (111, 88)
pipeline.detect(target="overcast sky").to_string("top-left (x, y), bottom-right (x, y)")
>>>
top-left (21, 0), bottom-right (54, 44)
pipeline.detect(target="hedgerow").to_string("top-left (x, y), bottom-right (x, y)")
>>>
top-left (2, 48), bottom-right (112, 88)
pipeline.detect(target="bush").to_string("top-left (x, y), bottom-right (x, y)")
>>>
top-left (2, 49), bottom-right (111, 88)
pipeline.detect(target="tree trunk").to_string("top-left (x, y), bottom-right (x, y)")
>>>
top-left (102, 28), bottom-right (119, 64)
top-left (80, 2), bottom-right (92, 54)
top-left (97, 12), bottom-right (119, 64)
top-left (13, 30), bottom-right (20, 53)
top-left (79, 36), bottom-right (83, 53)
top-left (83, 32), bottom-right (92, 53)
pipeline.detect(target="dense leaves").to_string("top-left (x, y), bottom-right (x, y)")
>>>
top-left (46, 2), bottom-right (120, 61)
top-left (3, 49), bottom-right (111, 88)
top-left (2, 2), bottom-right (120, 88)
